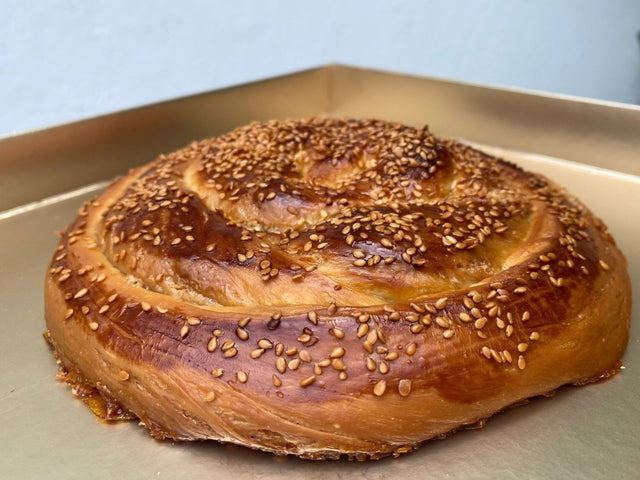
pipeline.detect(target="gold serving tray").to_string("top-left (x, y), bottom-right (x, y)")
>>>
top-left (1, 65), bottom-right (638, 479)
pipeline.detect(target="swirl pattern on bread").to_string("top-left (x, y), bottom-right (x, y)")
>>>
top-left (44, 118), bottom-right (631, 459)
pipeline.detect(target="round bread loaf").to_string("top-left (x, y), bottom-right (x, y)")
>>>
top-left (44, 118), bottom-right (631, 459)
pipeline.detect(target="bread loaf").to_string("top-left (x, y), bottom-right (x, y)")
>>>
top-left (44, 118), bottom-right (631, 459)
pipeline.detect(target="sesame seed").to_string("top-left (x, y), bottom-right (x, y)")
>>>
top-left (74, 288), bottom-right (88, 299)
top-left (379, 362), bottom-right (389, 374)
top-left (330, 347), bottom-right (345, 358)
top-left (373, 380), bottom-right (387, 396)
top-left (385, 351), bottom-right (399, 361)
top-left (289, 358), bottom-right (301, 370)
top-left (474, 317), bottom-right (487, 329)
top-left (300, 375), bottom-right (316, 387)
top-left (318, 358), bottom-right (331, 368)
top-left (187, 316), bottom-right (201, 326)
top-left (180, 326), bottom-right (189, 338)
top-left (435, 297), bottom-right (448, 310)
top-left (236, 327), bottom-right (249, 341)
top-left (118, 370), bottom-right (130, 381)
top-left (398, 379), bottom-right (412, 397)
top-left (356, 323), bottom-right (369, 338)
top-left (503, 350), bottom-right (513, 363)
top-left (64, 308), bottom-right (74, 319)
top-left (89, 322), bottom-right (99, 331)
top-left (272, 374), bottom-right (282, 387)
top-left (223, 347), bottom-right (238, 358)
top-left (276, 357), bottom-right (286, 373)
top-left (250, 348), bottom-right (264, 359)
top-left (236, 371), bottom-right (248, 383)
top-left (380, 238), bottom-right (393, 248)
top-left (331, 327), bottom-right (345, 339)
top-left (518, 355), bottom-right (526, 370)
top-left (530, 331), bottom-right (540, 341)
top-left (428, 317), bottom-right (443, 329)
top-left (258, 338), bottom-right (273, 349)
top-left (297, 333), bottom-right (312, 343)
top-left (211, 368), bottom-right (224, 378)
top-left (299, 350), bottom-right (312, 362)
top-left (599, 260), bottom-right (610, 271)
top-left (410, 323), bottom-right (424, 334)
top-left (203, 391), bottom-right (216, 402)
top-left (353, 249), bottom-right (366, 259)
top-left (206, 337), bottom-right (218, 352)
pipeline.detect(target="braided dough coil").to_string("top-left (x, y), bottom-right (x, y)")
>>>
top-left (45, 118), bottom-right (631, 459)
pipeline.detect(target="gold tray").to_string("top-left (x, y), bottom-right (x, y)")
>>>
top-left (1, 65), bottom-right (638, 479)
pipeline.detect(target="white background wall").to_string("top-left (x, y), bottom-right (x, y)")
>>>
top-left (2, 0), bottom-right (639, 136)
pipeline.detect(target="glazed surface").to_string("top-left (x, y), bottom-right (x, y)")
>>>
top-left (44, 118), bottom-right (631, 459)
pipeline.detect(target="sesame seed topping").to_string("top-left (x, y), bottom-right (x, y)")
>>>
top-left (236, 371), bottom-right (248, 383)
top-left (203, 391), bottom-right (216, 402)
top-left (250, 348), bottom-right (264, 359)
top-left (223, 347), bottom-right (238, 358)
top-left (73, 288), bottom-right (88, 299)
top-left (398, 379), bottom-right (412, 397)
top-left (373, 380), bottom-right (387, 396)
top-left (118, 370), bottom-right (130, 381)
top-left (435, 297), bottom-right (448, 310)
top-left (518, 355), bottom-right (526, 370)
top-left (207, 337), bottom-right (218, 352)
top-left (330, 346), bottom-right (345, 358)
top-left (331, 327), bottom-right (345, 339)
top-left (236, 327), bottom-right (249, 341)
top-left (300, 375), bottom-right (316, 387)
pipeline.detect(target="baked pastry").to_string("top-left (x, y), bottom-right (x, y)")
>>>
top-left (44, 118), bottom-right (631, 460)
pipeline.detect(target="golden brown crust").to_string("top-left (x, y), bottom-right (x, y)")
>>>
top-left (44, 118), bottom-right (631, 459)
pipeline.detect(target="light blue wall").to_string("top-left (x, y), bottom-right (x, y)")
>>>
top-left (2, 0), bottom-right (639, 136)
